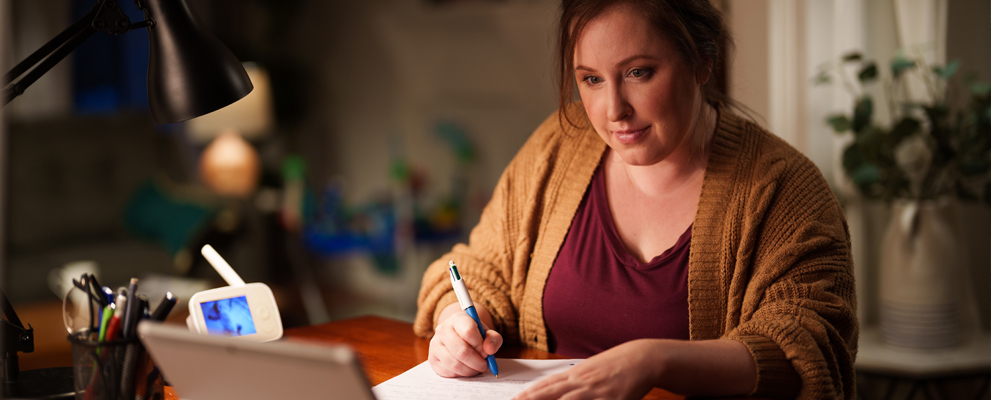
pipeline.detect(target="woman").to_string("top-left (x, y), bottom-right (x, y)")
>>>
top-left (415, 1), bottom-right (857, 399)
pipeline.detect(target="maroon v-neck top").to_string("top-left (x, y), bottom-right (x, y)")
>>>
top-left (543, 163), bottom-right (691, 358)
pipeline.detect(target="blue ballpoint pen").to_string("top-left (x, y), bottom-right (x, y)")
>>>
top-left (448, 260), bottom-right (500, 378)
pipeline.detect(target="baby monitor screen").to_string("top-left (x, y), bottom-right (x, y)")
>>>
top-left (200, 295), bottom-right (257, 336)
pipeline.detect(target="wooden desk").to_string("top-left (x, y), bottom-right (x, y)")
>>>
top-left (165, 316), bottom-right (759, 399)
top-left (283, 315), bottom-right (682, 400)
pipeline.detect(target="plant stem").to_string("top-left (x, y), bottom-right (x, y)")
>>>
top-left (884, 77), bottom-right (898, 124)
top-left (836, 59), bottom-right (860, 98)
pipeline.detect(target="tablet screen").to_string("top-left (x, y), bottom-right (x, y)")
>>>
top-left (200, 295), bottom-right (257, 336)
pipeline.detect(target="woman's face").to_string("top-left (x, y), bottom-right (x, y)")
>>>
top-left (574, 4), bottom-right (707, 166)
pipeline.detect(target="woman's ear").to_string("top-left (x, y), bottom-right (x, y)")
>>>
top-left (696, 59), bottom-right (714, 85)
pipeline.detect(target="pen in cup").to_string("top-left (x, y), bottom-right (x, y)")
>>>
top-left (151, 291), bottom-right (176, 321)
top-left (120, 294), bottom-right (148, 398)
top-left (105, 293), bottom-right (126, 342)
top-left (103, 287), bottom-right (115, 306)
top-left (98, 304), bottom-right (114, 343)
top-left (122, 278), bottom-right (139, 339)
top-left (448, 260), bottom-right (499, 378)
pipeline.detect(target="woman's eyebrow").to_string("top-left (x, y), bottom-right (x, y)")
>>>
top-left (574, 54), bottom-right (660, 72)
top-left (616, 54), bottom-right (660, 66)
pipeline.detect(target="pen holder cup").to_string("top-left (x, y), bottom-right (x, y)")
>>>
top-left (69, 330), bottom-right (164, 400)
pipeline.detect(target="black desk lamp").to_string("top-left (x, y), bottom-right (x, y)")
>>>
top-left (1, 0), bottom-right (252, 398)
top-left (2, 0), bottom-right (253, 123)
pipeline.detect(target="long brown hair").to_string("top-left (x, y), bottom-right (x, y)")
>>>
top-left (557, 0), bottom-right (735, 131)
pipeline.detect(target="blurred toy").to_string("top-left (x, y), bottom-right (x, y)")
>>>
top-left (303, 185), bottom-right (399, 274)
top-left (280, 155), bottom-right (311, 232)
top-left (123, 181), bottom-right (216, 256)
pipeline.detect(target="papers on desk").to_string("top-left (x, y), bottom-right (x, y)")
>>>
top-left (372, 358), bottom-right (581, 400)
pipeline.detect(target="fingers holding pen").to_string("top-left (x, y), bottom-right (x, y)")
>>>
top-left (449, 315), bottom-right (485, 351)
top-left (428, 310), bottom-right (504, 378)
top-left (440, 315), bottom-right (489, 373)
top-left (427, 342), bottom-right (463, 378)
top-left (481, 327), bottom-right (503, 357)
top-left (449, 309), bottom-right (503, 356)
top-left (432, 338), bottom-right (485, 377)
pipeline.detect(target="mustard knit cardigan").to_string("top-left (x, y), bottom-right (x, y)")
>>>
top-left (414, 106), bottom-right (858, 400)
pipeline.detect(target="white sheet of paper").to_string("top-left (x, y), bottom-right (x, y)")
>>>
top-left (372, 358), bottom-right (582, 400)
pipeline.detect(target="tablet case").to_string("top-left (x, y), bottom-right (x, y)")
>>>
top-left (137, 321), bottom-right (377, 400)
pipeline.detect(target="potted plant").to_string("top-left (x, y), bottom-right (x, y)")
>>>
top-left (816, 51), bottom-right (991, 349)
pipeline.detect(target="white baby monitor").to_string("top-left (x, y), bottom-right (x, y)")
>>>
top-left (186, 245), bottom-right (283, 342)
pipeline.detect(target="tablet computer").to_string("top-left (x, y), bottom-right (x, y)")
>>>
top-left (138, 321), bottom-right (376, 400)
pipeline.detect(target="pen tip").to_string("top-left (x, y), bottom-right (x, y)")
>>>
top-left (496, 375), bottom-right (499, 379)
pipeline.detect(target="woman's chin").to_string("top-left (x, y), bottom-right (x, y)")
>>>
top-left (611, 147), bottom-right (664, 166)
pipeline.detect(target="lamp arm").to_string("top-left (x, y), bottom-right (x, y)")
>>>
top-left (1, 25), bottom-right (96, 106)
top-left (0, 10), bottom-right (97, 106)
top-left (1, 8), bottom-right (97, 85)
top-left (0, 0), bottom-right (154, 107)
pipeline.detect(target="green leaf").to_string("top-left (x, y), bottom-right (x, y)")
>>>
top-left (891, 57), bottom-right (916, 78)
top-left (971, 82), bottom-right (991, 96)
top-left (857, 126), bottom-right (886, 163)
top-left (965, 72), bottom-right (980, 86)
top-left (853, 97), bottom-right (873, 133)
top-left (852, 164), bottom-right (881, 188)
top-left (940, 60), bottom-right (960, 79)
top-left (842, 52), bottom-right (863, 62)
top-left (858, 63), bottom-right (878, 83)
top-left (390, 160), bottom-right (409, 181)
top-left (814, 71), bottom-right (832, 85)
top-left (890, 118), bottom-right (921, 143)
top-left (934, 59), bottom-right (960, 79)
top-left (842, 145), bottom-right (863, 172)
top-left (826, 115), bottom-right (852, 132)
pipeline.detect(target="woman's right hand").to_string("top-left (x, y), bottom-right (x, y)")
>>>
top-left (429, 303), bottom-right (503, 378)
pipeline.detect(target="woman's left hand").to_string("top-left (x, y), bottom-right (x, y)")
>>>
top-left (512, 340), bottom-right (662, 400)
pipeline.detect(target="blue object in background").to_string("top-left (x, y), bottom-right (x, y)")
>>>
top-left (201, 295), bottom-right (257, 337)
top-left (71, 0), bottom-right (150, 114)
top-left (304, 189), bottom-right (397, 256)
top-left (303, 185), bottom-right (400, 274)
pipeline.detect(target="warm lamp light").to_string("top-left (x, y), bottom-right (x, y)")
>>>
top-left (199, 131), bottom-right (261, 198)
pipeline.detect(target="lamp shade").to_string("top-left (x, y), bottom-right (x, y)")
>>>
top-left (145, 0), bottom-right (253, 124)
top-left (186, 63), bottom-right (274, 144)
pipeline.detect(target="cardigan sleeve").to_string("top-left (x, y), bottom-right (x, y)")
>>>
top-left (412, 110), bottom-right (570, 344)
top-left (723, 148), bottom-right (858, 400)
top-left (412, 158), bottom-right (520, 342)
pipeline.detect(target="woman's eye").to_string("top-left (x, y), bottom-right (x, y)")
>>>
top-left (583, 76), bottom-right (602, 85)
top-left (629, 68), bottom-right (650, 78)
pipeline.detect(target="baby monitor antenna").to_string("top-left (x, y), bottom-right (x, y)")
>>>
top-left (201, 245), bottom-right (246, 287)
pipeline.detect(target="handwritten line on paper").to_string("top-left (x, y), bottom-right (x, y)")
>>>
top-left (372, 358), bottom-right (582, 400)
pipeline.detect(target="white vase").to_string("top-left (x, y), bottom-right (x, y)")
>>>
top-left (878, 200), bottom-right (966, 349)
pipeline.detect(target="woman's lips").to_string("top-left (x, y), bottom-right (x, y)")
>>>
top-left (612, 126), bottom-right (649, 144)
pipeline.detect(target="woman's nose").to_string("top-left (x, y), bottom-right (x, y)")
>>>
top-left (606, 86), bottom-right (632, 122)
